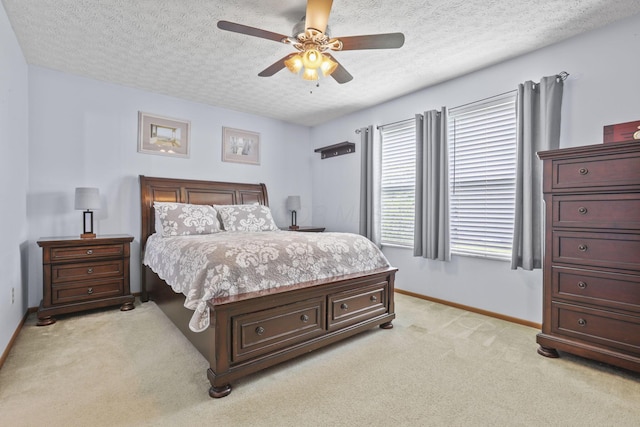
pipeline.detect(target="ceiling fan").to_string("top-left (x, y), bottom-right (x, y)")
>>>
top-left (217, 0), bottom-right (405, 84)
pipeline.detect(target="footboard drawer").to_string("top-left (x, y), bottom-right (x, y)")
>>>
top-left (328, 281), bottom-right (389, 331)
top-left (232, 297), bottom-right (326, 363)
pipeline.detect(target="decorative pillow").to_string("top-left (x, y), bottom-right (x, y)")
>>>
top-left (153, 202), bottom-right (221, 237)
top-left (214, 204), bottom-right (279, 232)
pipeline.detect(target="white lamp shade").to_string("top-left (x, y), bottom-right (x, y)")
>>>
top-left (75, 187), bottom-right (100, 210)
top-left (286, 196), bottom-right (301, 211)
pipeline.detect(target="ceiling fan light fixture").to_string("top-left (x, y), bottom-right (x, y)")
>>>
top-left (284, 54), bottom-right (304, 74)
top-left (301, 49), bottom-right (323, 69)
top-left (320, 55), bottom-right (338, 77)
top-left (302, 67), bottom-right (319, 81)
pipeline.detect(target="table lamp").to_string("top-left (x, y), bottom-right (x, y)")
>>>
top-left (286, 196), bottom-right (301, 230)
top-left (75, 187), bottom-right (100, 238)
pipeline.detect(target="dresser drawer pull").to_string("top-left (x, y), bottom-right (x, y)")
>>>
top-left (340, 303), bottom-right (349, 311)
top-left (87, 267), bottom-right (94, 274)
top-left (577, 281), bottom-right (587, 289)
top-left (577, 318), bottom-right (587, 327)
top-left (370, 295), bottom-right (378, 303)
top-left (577, 207), bottom-right (588, 215)
top-left (300, 314), bottom-right (309, 322)
top-left (86, 250), bottom-right (93, 255)
top-left (255, 326), bottom-right (265, 335)
top-left (578, 167), bottom-right (589, 175)
top-left (87, 287), bottom-right (94, 295)
top-left (578, 244), bottom-right (588, 252)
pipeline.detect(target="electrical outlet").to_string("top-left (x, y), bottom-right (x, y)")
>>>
top-left (11, 287), bottom-right (14, 304)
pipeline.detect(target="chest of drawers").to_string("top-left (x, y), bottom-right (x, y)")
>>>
top-left (537, 142), bottom-right (640, 372)
top-left (37, 235), bottom-right (135, 326)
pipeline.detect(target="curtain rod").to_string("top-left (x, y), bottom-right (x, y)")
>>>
top-left (356, 71), bottom-right (569, 133)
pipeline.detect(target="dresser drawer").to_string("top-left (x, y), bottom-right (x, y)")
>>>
top-left (232, 297), bottom-right (326, 363)
top-left (52, 279), bottom-right (124, 304)
top-left (552, 194), bottom-right (640, 230)
top-left (50, 244), bottom-right (125, 262)
top-left (52, 260), bottom-right (124, 284)
top-left (553, 231), bottom-right (640, 271)
top-left (552, 302), bottom-right (640, 355)
top-left (328, 281), bottom-right (388, 331)
top-left (551, 152), bottom-right (640, 190)
top-left (552, 266), bottom-right (640, 312)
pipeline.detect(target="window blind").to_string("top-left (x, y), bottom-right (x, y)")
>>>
top-left (448, 92), bottom-right (517, 260)
top-left (380, 119), bottom-right (416, 247)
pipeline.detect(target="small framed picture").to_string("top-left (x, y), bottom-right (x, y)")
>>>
top-left (138, 112), bottom-right (191, 158)
top-left (222, 127), bottom-right (260, 165)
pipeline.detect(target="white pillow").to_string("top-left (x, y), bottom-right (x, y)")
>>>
top-left (214, 204), bottom-right (279, 232)
top-left (153, 202), bottom-right (221, 237)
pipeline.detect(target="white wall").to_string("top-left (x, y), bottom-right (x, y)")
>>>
top-left (0, 4), bottom-right (29, 354)
top-left (26, 67), bottom-right (313, 307)
top-left (310, 13), bottom-right (640, 324)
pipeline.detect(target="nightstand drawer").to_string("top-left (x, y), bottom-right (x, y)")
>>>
top-left (52, 260), bottom-right (124, 283)
top-left (52, 279), bottom-right (124, 304)
top-left (50, 244), bottom-right (125, 262)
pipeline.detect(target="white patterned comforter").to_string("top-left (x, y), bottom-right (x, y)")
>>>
top-left (143, 231), bottom-right (390, 332)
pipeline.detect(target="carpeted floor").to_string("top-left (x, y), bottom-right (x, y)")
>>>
top-left (1, 293), bottom-right (638, 426)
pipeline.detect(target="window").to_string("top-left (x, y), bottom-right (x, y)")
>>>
top-left (448, 92), bottom-right (517, 260)
top-left (380, 119), bottom-right (416, 247)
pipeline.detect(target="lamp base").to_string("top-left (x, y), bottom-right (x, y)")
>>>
top-left (80, 232), bottom-right (96, 239)
top-left (288, 225), bottom-right (300, 230)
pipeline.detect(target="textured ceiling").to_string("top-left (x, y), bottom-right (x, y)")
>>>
top-left (3, 1), bottom-right (640, 127)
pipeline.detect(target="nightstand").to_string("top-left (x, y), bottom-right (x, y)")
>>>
top-left (36, 234), bottom-right (135, 326)
top-left (285, 226), bottom-right (326, 232)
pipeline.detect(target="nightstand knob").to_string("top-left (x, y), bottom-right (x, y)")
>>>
top-left (578, 207), bottom-right (588, 215)
top-left (578, 167), bottom-right (589, 175)
top-left (370, 295), bottom-right (378, 302)
top-left (577, 318), bottom-right (587, 327)
top-left (86, 249), bottom-right (93, 255)
top-left (577, 281), bottom-right (587, 289)
top-left (300, 314), bottom-right (309, 322)
top-left (87, 287), bottom-right (94, 295)
top-left (578, 244), bottom-right (588, 252)
top-left (340, 303), bottom-right (349, 311)
top-left (87, 267), bottom-right (94, 274)
top-left (255, 326), bottom-right (265, 335)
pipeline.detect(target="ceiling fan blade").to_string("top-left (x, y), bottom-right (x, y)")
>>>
top-left (217, 20), bottom-right (288, 43)
top-left (338, 33), bottom-right (405, 50)
top-left (325, 54), bottom-right (353, 84)
top-left (305, 0), bottom-right (333, 33)
top-left (258, 54), bottom-right (296, 77)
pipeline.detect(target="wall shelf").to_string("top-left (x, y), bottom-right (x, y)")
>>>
top-left (314, 141), bottom-right (356, 159)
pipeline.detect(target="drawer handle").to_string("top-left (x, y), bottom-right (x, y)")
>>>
top-left (578, 244), bottom-right (588, 252)
top-left (300, 314), bottom-right (309, 322)
top-left (578, 167), bottom-right (589, 175)
top-left (87, 267), bottom-right (94, 274)
top-left (370, 295), bottom-right (378, 303)
top-left (577, 281), bottom-right (587, 289)
top-left (87, 287), bottom-right (94, 295)
top-left (340, 303), bottom-right (349, 311)
top-left (577, 318), bottom-right (587, 327)
top-left (578, 207), bottom-right (588, 215)
top-left (255, 326), bottom-right (265, 335)
top-left (86, 249), bottom-right (93, 255)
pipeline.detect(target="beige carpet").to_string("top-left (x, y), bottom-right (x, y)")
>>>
top-left (1, 293), bottom-right (639, 427)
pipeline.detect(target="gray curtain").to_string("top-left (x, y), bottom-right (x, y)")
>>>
top-left (359, 125), bottom-right (380, 245)
top-left (511, 76), bottom-right (564, 270)
top-left (414, 109), bottom-right (450, 261)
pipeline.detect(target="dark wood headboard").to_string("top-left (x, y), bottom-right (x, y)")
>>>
top-left (139, 175), bottom-right (269, 250)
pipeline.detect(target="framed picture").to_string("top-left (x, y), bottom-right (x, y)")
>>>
top-left (138, 112), bottom-right (191, 158)
top-left (222, 127), bottom-right (260, 165)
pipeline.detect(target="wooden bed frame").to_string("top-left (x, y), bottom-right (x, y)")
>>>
top-left (139, 175), bottom-right (397, 398)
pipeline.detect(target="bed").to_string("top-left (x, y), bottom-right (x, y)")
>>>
top-left (139, 175), bottom-right (397, 398)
